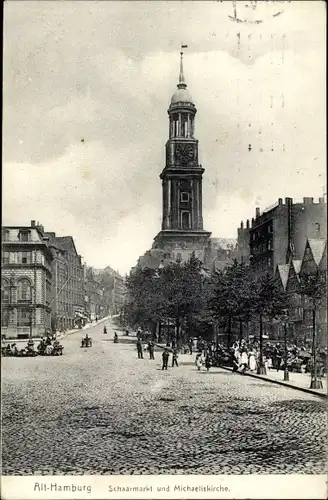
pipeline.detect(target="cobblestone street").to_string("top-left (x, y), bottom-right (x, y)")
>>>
top-left (2, 322), bottom-right (327, 475)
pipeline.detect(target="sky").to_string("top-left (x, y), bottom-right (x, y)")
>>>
top-left (3, 1), bottom-right (326, 275)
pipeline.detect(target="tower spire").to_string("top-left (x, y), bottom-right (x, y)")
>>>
top-left (178, 44), bottom-right (188, 89)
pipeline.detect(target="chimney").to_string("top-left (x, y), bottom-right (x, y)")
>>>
top-left (255, 207), bottom-right (260, 218)
top-left (319, 197), bottom-right (324, 204)
top-left (285, 197), bottom-right (293, 205)
top-left (251, 217), bottom-right (255, 227)
top-left (31, 220), bottom-right (36, 227)
top-left (278, 198), bottom-right (283, 205)
top-left (303, 197), bottom-right (313, 204)
top-left (241, 221), bottom-right (244, 229)
top-left (246, 219), bottom-right (250, 229)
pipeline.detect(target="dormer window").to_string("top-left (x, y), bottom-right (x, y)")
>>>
top-left (19, 230), bottom-right (31, 242)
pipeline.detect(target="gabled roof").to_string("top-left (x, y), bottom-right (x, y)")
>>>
top-left (307, 239), bottom-right (327, 266)
top-left (276, 263), bottom-right (290, 290)
top-left (292, 260), bottom-right (302, 275)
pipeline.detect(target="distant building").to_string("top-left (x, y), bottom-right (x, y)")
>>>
top-left (247, 197), bottom-right (327, 275)
top-left (44, 231), bottom-right (85, 332)
top-left (85, 267), bottom-right (126, 318)
top-left (204, 238), bottom-right (237, 272)
top-left (1, 221), bottom-right (53, 339)
top-left (236, 219), bottom-right (251, 265)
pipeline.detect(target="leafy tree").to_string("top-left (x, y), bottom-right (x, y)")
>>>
top-left (209, 261), bottom-right (253, 347)
top-left (299, 270), bottom-right (326, 386)
top-left (249, 272), bottom-right (288, 374)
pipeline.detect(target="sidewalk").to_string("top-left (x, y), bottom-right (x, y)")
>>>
top-left (57, 315), bottom-right (112, 340)
top-left (222, 365), bottom-right (327, 398)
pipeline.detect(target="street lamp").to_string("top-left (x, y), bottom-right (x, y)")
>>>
top-left (310, 305), bottom-right (323, 390)
top-left (282, 309), bottom-right (289, 382)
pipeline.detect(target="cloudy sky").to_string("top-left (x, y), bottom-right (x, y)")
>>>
top-left (3, 1), bottom-right (326, 275)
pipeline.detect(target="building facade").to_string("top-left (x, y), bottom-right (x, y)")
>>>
top-left (44, 232), bottom-right (85, 332)
top-left (237, 197), bottom-right (327, 275)
top-left (1, 221), bottom-right (53, 339)
top-left (152, 50), bottom-right (211, 262)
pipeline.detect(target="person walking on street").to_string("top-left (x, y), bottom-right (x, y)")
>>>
top-left (188, 338), bottom-right (193, 355)
top-left (137, 339), bottom-right (143, 359)
top-left (205, 353), bottom-right (211, 371)
top-left (148, 341), bottom-right (155, 360)
top-left (162, 349), bottom-right (169, 370)
top-left (172, 348), bottom-right (179, 367)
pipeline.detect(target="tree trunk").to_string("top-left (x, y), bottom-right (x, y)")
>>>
top-left (239, 320), bottom-right (243, 343)
top-left (257, 314), bottom-right (266, 374)
top-left (158, 322), bottom-right (162, 343)
top-left (227, 315), bottom-right (232, 347)
top-left (176, 317), bottom-right (180, 346)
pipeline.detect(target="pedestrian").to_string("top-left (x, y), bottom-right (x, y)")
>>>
top-left (172, 339), bottom-right (176, 349)
top-left (137, 339), bottom-right (143, 359)
top-left (188, 338), bottom-right (193, 355)
top-left (162, 349), bottom-right (169, 370)
top-left (240, 348), bottom-right (248, 374)
top-left (172, 348), bottom-right (179, 367)
top-left (148, 341), bottom-right (155, 360)
top-left (195, 352), bottom-right (203, 371)
top-left (205, 353), bottom-right (211, 371)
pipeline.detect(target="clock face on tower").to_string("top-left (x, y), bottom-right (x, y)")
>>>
top-left (175, 144), bottom-right (194, 164)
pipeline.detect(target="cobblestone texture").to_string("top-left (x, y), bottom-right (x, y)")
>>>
top-left (2, 322), bottom-right (327, 475)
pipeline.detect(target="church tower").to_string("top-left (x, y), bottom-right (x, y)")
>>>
top-left (153, 49), bottom-right (211, 262)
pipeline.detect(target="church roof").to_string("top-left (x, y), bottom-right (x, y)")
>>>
top-left (170, 50), bottom-right (194, 106)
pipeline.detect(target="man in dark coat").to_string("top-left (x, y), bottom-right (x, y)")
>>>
top-left (162, 349), bottom-right (169, 370)
top-left (172, 348), bottom-right (179, 367)
top-left (137, 339), bottom-right (143, 359)
top-left (148, 341), bottom-right (155, 360)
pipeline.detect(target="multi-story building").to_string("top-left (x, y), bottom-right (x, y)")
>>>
top-left (238, 197), bottom-right (326, 275)
top-left (300, 238), bottom-right (327, 345)
top-left (44, 232), bottom-right (85, 332)
top-left (1, 221), bottom-right (53, 339)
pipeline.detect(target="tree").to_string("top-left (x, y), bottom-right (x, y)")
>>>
top-left (209, 261), bottom-right (253, 347)
top-left (300, 271), bottom-right (327, 388)
top-left (248, 272), bottom-right (288, 374)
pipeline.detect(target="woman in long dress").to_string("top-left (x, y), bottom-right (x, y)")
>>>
top-left (248, 349), bottom-right (257, 371)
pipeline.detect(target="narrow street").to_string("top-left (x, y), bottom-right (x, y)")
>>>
top-left (2, 321), bottom-right (326, 475)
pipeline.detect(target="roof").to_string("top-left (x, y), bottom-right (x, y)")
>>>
top-left (171, 87), bottom-right (194, 105)
top-left (292, 259), bottom-right (302, 276)
top-left (276, 263), bottom-right (290, 290)
top-left (209, 238), bottom-right (237, 250)
top-left (308, 239), bottom-right (327, 266)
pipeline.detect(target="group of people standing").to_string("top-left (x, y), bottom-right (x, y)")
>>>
top-left (136, 337), bottom-right (179, 370)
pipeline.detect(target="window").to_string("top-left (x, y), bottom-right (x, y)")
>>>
top-left (1, 309), bottom-right (9, 327)
top-left (17, 279), bottom-right (32, 301)
top-left (181, 211), bottom-right (191, 230)
top-left (180, 192), bottom-right (190, 202)
top-left (2, 252), bottom-right (10, 264)
top-left (19, 231), bottom-right (30, 242)
top-left (19, 251), bottom-right (32, 264)
top-left (17, 308), bottom-right (31, 326)
top-left (1, 279), bottom-right (10, 303)
top-left (2, 229), bottom-right (9, 241)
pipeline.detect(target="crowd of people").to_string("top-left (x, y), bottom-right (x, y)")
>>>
top-left (130, 326), bottom-right (326, 377)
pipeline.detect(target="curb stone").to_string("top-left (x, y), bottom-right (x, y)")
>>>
top-left (221, 365), bottom-right (328, 399)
